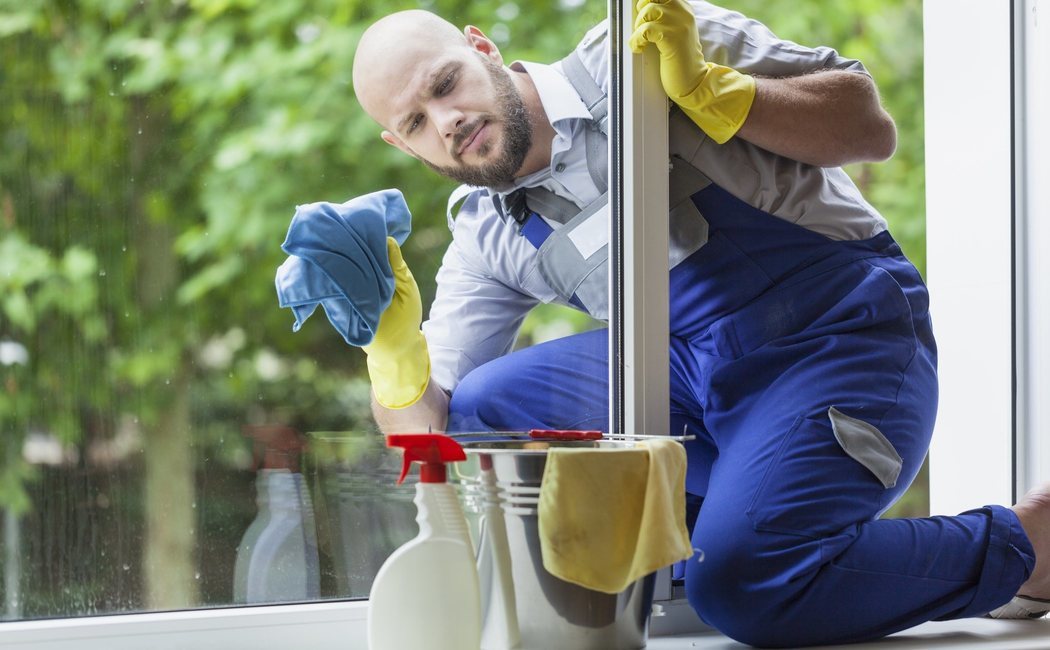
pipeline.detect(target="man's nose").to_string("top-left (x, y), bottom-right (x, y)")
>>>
top-left (431, 102), bottom-right (467, 140)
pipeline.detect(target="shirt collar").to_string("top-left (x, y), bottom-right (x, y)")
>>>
top-left (511, 60), bottom-right (592, 127)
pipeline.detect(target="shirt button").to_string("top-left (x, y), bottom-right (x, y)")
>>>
top-left (555, 162), bottom-right (566, 173)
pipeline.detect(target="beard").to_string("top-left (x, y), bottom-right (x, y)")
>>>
top-left (423, 58), bottom-right (533, 188)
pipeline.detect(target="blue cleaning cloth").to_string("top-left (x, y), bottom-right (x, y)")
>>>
top-left (275, 189), bottom-right (412, 347)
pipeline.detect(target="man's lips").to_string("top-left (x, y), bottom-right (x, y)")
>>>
top-left (458, 121), bottom-right (487, 156)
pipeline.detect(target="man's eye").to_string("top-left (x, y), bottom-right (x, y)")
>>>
top-left (437, 72), bottom-right (455, 95)
top-left (408, 115), bottom-right (423, 133)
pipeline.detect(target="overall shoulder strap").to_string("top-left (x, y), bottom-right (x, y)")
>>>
top-left (560, 51), bottom-right (608, 135)
top-left (559, 50), bottom-right (608, 194)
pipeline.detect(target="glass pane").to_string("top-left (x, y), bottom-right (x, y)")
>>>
top-left (0, 0), bottom-right (603, 619)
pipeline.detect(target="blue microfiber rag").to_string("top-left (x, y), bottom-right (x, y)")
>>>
top-left (275, 188), bottom-right (412, 347)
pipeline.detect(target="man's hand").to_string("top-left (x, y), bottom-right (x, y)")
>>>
top-left (629, 0), bottom-right (755, 144)
top-left (363, 237), bottom-right (431, 409)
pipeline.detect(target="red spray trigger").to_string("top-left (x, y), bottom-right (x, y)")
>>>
top-left (386, 433), bottom-right (467, 484)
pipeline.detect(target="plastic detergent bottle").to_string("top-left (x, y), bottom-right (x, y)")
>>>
top-left (233, 425), bottom-right (319, 603)
top-left (368, 433), bottom-right (481, 650)
top-left (233, 468), bottom-right (320, 603)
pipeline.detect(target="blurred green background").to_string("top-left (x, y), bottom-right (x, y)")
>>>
top-left (0, 0), bottom-right (924, 617)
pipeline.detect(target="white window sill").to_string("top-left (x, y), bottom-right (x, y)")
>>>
top-left (2, 603), bottom-right (1047, 650)
top-left (0, 601), bottom-right (368, 650)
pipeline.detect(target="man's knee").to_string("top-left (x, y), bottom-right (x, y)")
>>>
top-left (685, 526), bottom-right (821, 648)
top-left (446, 360), bottom-right (518, 431)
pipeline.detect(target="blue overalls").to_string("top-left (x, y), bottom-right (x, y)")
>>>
top-left (443, 63), bottom-right (1035, 650)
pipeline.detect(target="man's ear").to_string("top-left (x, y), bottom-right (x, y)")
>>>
top-left (464, 25), bottom-right (503, 65)
top-left (381, 130), bottom-right (418, 159)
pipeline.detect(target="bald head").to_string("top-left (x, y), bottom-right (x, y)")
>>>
top-left (349, 11), bottom-right (540, 187)
top-left (353, 10), bottom-right (469, 124)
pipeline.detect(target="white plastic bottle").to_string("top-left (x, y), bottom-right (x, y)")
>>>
top-left (233, 468), bottom-right (320, 603)
top-left (368, 433), bottom-right (481, 650)
top-left (476, 454), bottom-right (520, 649)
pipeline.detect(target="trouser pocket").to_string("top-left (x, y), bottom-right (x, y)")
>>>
top-left (746, 408), bottom-right (902, 538)
top-left (827, 406), bottom-right (903, 489)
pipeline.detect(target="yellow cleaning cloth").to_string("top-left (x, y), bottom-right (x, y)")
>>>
top-left (538, 439), bottom-right (694, 594)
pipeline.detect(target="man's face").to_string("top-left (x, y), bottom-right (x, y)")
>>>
top-left (418, 57), bottom-right (532, 187)
top-left (366, 35), bottom-right (532, 187)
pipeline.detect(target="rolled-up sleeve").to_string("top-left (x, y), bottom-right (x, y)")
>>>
top-left (690, 1), bottom-right (869, 77)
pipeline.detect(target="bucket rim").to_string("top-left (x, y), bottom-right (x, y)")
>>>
top-left (458, 439), bottom-right (640, 454)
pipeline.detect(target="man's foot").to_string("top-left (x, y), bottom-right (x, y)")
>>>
top-left (998, 483), bottom-right (1050, 618)
top-left (987, 595), bottom-right (1050, 619)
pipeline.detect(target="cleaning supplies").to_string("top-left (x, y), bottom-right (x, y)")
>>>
top-left (275, 189), bottom-right (412, 347)
top-left (368, 433), bottom-right (481, 650)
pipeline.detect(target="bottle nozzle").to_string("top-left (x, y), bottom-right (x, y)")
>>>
top-left (386, 433), bottom-right (467, 484)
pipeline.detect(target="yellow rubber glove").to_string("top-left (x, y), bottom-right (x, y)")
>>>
top-left (628, 0), bottom-right (756, 144)
top-left (363, 237), bottom-right (430, 409)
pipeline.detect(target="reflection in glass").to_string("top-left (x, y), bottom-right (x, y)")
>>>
top-left (233, 425), bottom-right (318, 603)
top-left (308, 432), bottom-right (416, 598)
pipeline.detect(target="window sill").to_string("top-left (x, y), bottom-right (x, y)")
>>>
top-left (2, 601), bottom-right (1047, 649)
top-left (0, 601), bottom-right (367, 650)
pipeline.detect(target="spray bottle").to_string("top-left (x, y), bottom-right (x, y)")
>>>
top-left (368, 433), bottom-right (481, 650)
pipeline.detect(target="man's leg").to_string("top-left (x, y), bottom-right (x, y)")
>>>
top-left (687, 420), bottom-right (1035, 646)
top-left (445, 328), bottom-right (718, 494)
top-left (445, 328), bottom-right (610, 433)
top-left (682, 263), bottom-right (1036, 647)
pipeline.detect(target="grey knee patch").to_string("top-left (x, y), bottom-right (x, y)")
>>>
top-left (828, 407), bottom-right (903, 489)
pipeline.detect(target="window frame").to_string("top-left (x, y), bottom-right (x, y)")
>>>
top-left (1013, 0), bottom-right (1050, 495)
top-left (609, 0), bottom-right (671, 440)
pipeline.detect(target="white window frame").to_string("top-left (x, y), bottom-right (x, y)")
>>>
top-left (9, 1), bottom-right (1048, 647)
top-left (610, 0), bottom-right (670, 440)
top-left (1013, 0), bottom-right (1050, 495)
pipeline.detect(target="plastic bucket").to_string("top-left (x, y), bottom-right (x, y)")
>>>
top-left (455, 440), bottom-right (655, 650)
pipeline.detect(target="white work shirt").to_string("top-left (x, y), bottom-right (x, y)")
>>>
top-left (422, 1), bottom-right (889, 393)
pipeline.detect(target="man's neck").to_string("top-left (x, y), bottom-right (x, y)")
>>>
top-left (510, 67), bottom-right (556, 179)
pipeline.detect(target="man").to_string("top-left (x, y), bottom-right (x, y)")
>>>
top-left (350, 1), bottom-right (1050, 645)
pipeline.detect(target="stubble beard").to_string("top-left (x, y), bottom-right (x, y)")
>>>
top-left (423, 59), bottom-right (533, 188)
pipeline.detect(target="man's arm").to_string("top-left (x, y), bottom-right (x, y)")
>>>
top-left (632, 0), bottom-right (896, 168)
top-left (738, 71), bottom-right (897, 168)
top-left (371, 378), bottom-right (450, 433)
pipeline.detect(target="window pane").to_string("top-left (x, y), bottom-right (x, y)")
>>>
top-left (0, 0), bottom-right (602, 619)
top-left (1, 0), bottom-right (928, 628)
